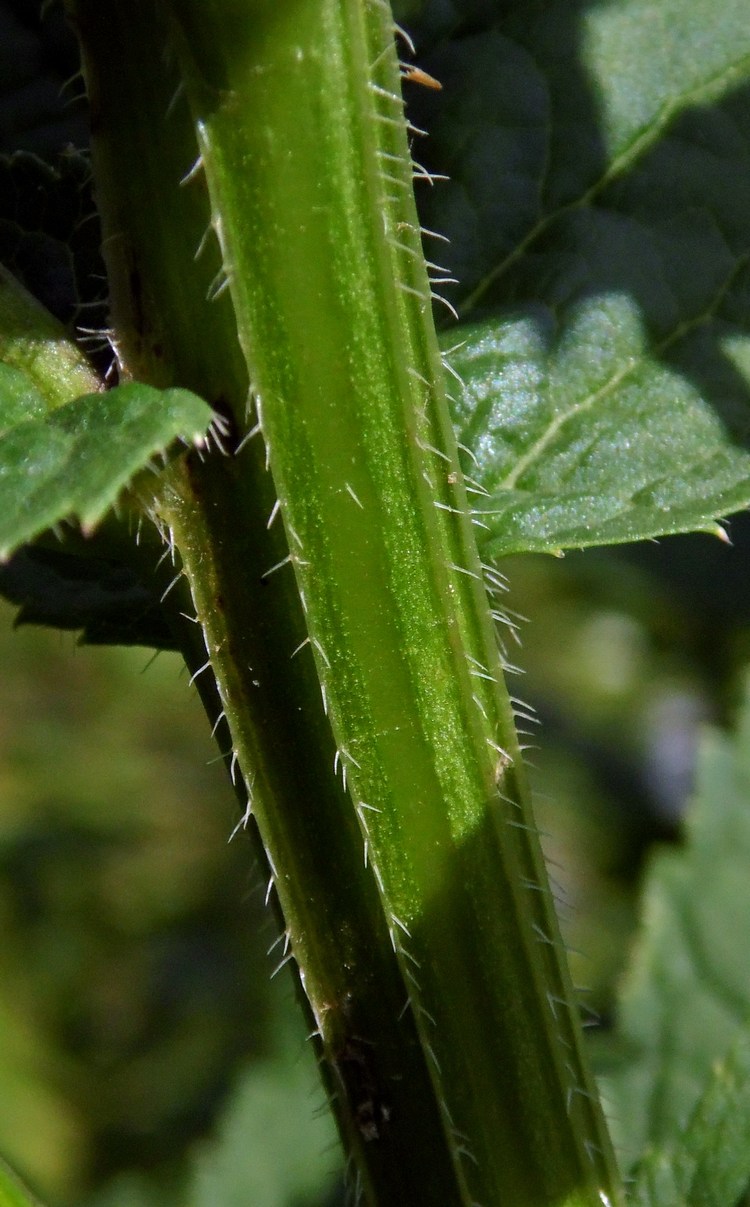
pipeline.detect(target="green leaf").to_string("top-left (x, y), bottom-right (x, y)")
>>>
top-left (0, 1160), bottom-right (41, 1207)
top-left (0, 363), bottom-right (46, 425)
top-left (403, 2), bottom-right (750, 554)
top-left (600, 671), bottom-right (750, 1175)
top-left (0, 382), bottom-right (213, 559)
top-left (0, 544), bottom-right (178, 649)
top-left (189, 1049), bottom-right (338, 1207)
top-left (631, 1027), bottom-right (750, 1207)
top-left (0, 266), bottom-right (101, 411)
top-left (626, 1151), bottom-right (681, 1207)
top-left (81, 1042), bottom-right (338, 1207)
top-left (444, 298), bottom-right (750, 556)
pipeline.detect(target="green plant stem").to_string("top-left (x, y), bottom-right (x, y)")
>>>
top-left (161, 2), bottom-right (623, 1204)
top-left (67, 2), bottom-right (462, 1201)
top-left (68, 0), bottom-right (624, 1201)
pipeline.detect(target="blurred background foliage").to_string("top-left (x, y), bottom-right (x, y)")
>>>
top-left (0, 605), bottom-right (341, 1206)
top-left (3, 0), bottom-right (750, 1204)
top-left (4, 520), bottom-right (750, 1206)
top-left (506, 532), bottom-right (750, 1010)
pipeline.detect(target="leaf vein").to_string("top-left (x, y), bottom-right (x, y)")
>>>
top-left (459, 51), bottom-right (750, 315)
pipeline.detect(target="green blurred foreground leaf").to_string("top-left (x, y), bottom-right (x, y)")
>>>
top-left (0, 1161), bottom-right (40, 1207)
top-left (82, 1040), bottom-right (338, 1207)
top-left (601, 671), bottom-right (750, 1183)
top-left (0, 382), bottom-right (213, 559)
top-left (630, 1027), bottom-right (750, 1207)
top-left (404, 0), bottom-right (750, 556)
top-left (188, 1050), bottom-right (337, 1207)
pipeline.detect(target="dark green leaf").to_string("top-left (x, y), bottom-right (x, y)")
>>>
top-left (0, 382), bottom-right (213, 559)
top-left (0, 151), bottom-right (106, 340)
top-left (0, 3), bottom-right (87, 157)
top-left (0, 545), bottom-right (177, 649)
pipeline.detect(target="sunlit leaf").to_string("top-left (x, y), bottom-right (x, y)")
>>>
top-left (0, 266), bottom-right (100, 412)
top-left (445, 298), bottom-right (750, 555)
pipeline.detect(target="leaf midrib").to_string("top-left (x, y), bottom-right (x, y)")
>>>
top-left (497, 259), bottom-right (747, 491)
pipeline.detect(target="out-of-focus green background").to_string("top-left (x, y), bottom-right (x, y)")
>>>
top-left (3, 516), bottom-right (750, 1206)
top-left (0, 602), bottom-right (342, 1206)
top-left (4, 0), bottom-right (750, 1203)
